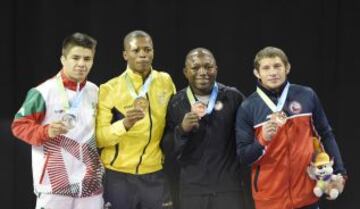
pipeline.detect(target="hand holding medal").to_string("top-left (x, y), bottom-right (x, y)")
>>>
top-left (61, 113), bottom-right (77, 129)
top-left (263, 111), bottom-right (287, 142)
top-left (257, 82), bottom-right (290, 142)
top-left (270, 111), bottom-right (287, 127)
top-left (191, 101), bottom-right (207, 119)
top-left (179, 101), bottom-right (207, 133)
top-left (134, 96), bottom-right (149, 112)
top-left (187, 84), bottom-right (218, 120)
top-left (123, 98), bottom-right (147, 130)
top-left (122, 72), bottom-right (153, 131)
top-left (181, 111), bottom-right (200, 133)
top-left (55, 73), bottom-right (83, 132)
top-left (48, 121), bottom-right (69, 138)
top-left (183, 82), bottom-right (219, 132)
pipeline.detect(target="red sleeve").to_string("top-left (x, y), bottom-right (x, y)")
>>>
top-left (11, 88), bottom-right (50, 146)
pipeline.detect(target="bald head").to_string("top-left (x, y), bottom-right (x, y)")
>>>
top-left (183, 47), bottom-right (218, 95)
top-left (185, 48), bottom-right (216, 66)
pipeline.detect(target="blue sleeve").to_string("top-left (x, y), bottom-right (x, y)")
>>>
top-left (235, 105), bottom-right (265, 166)
top-left (311, 89), bottom-right (347, 175)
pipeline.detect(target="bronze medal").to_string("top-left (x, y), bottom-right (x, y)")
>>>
top-left (62, 113), bottom-right (76, 129)
top-left (134, 97), bottom-right (149, 112)
top-left (191, 101), bottom-right (207, 118)
top-left (271, 111), bottom-right (287, 126)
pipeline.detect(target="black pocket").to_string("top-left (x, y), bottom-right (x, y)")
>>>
top-left (111, 107), bottom-right (124, 124)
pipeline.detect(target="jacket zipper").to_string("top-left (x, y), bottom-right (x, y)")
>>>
top-left (285, 126), bottom-right (294, 206)
top-left (110, 144), bottom-right (119, 166)
top-left (135, 93), bottom-right (153, 174)
top-left (254, 165), bottom-right (261, 192)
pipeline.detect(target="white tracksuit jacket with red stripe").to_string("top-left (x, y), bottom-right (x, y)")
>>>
top-left (11, 70), bottom-right (104, 197)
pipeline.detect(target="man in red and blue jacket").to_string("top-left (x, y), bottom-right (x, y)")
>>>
top-left (235, 46), bottom-right (346, 209)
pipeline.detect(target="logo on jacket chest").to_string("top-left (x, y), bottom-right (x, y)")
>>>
top-left (157, 91), bottom-right (169, 106)
top-left (54, 109), bottom-right (65, 114)
top-left (288, 101), bottom-right (302, 114)
top-left (214, 101), bottom-right (223, 111)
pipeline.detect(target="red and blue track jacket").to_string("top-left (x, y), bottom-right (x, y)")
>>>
top-left (235, 82), bottom-right (346, 209)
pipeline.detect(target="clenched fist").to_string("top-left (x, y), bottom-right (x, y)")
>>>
top-left (262, 120), bottom-right (278, 142)
top-left (123, 108), bottom-right (145, 130)
top-left (181, 112), bottom-right (200, 133)
top-left (48, 121), bottom-right (69, 138)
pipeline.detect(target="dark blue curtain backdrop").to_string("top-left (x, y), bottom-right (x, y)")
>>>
top-left (1, 0), bottom-right (359, 208)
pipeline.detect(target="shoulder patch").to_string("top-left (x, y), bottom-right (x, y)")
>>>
top-left (289, 100), bottom-right (302, 114)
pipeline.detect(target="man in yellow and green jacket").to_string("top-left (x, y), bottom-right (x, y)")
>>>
top-left (96, 30), bottom-right (176, 209)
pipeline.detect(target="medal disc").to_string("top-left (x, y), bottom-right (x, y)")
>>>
top-left (62, 113), bottom-right (76, 129)
top-left (134, 97), bottom-right (149, 112)
top-left (191, 102), bottom-right (207, 118)
top-left (271, 111), bottom-right (287, 126)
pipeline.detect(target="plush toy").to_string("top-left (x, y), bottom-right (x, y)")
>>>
top-left (307, 152), bottom-right (345, 200)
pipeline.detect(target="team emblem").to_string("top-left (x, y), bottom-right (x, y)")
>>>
top-left (289, 101), bottom-right (302, 114)
top-left (214, 101), bottom-right (223, 111)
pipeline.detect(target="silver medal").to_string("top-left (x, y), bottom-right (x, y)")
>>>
top-left (62, 113), bottom-right (76, 129)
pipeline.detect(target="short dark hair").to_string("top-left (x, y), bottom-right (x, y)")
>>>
top-left (62, 32), bottom-right (97, 56)
top-left (123, 30), bottom-right (152, 50)
top-left (254, 46), bottom-right (289, 70)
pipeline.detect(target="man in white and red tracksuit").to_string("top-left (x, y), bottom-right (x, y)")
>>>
top-left (12, 32), bottom-right (104, 209)
top-left (235, 46), bottom-right (347, 209)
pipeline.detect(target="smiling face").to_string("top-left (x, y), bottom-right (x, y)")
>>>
top-left (184, 50), bottom-right (217, 95)
top-left (123, 36), bottom-right (154, 77)
top-left (61, 46), bottom-right (94, 82)
top-left (314, 162), bottom-right (334, 178)
top-left (254, 56), bottom-right (290, 91)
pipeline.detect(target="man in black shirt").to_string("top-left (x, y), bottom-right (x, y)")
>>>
top-left (162, 48), bottom-right (253, 209)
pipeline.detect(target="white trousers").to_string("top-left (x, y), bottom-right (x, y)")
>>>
top-left (35, 193), bottom-right (104, 209)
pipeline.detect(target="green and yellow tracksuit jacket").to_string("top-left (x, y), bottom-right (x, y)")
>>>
top-left (96, 68), bottom-right (175, 174)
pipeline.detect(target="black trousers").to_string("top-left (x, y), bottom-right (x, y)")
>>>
top-left (103, 169), bottom-right (173, 209)
top-left (180, 191), bottom-right (248, 209)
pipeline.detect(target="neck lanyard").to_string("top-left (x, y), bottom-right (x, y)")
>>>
top-left (186, 82), bottom-right (218, 115)
top-left (125, 71), bottom-right (152, 99)
top-left (256, 82), bottom-right (290, 112)
top-left (56, 73), bottom-right (84, 114)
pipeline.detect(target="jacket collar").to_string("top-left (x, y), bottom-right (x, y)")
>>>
top-left (125, 67), bottom-right (153, 90)
top-left (60, 69), bottom-right (86, 91)
top-left (256, 80), bottom-right (288, 98)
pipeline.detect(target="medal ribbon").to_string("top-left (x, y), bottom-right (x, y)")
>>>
top-left (125, 71), bottom-right (153, 99)
top-left (56, 73), bottom-right (84, 114)
top-left (186, 82), bottom-right (219, 115)
top-left (256, 82), bottom-right (290, 112)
